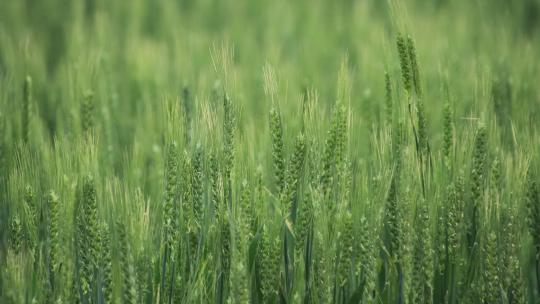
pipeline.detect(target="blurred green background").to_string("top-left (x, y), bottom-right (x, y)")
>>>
top-left (1, 0), bottom-right (539, 154)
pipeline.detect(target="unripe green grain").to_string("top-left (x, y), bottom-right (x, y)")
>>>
top-left (356, 216), bottom-right (376, 302)
top-left (442, 99), bottom-right (453, 169)
top-left (223, 94), bottom-right (235, 183)
top-left (117, 221), bottom-right (138, 304)
top-left (393, 121), bottom-right (405, 174)
top-left (481, 232), bottom-right (500, 304)
top-left (255, 165), bottom-right (263, 213)
top-left (231, 258), bottom-right (249, 303)
top-left (434, 203), bottom-right (447, 301)
top-left (335, 105), bottom-right (347, 169)
top-left (507, 255), bottom-right (525, 304)
top-left (269, 107), bottom-right (285, 195)
top-left (209, 152), bottom-right (222, 214)
top-left (407, 35), bottom-right (422, 97)
top-left (384, 169), bottom-right (402, 260)
top-left (181, 153), bottom-right (199, 263)
top-left (445, 184), bottom-right (462, 263)
top-left (135, 253), bottom-right (151, 304)
top-left (283, 133), bottom-right (306, 215)
top-left (231, 223), bottom-right (249, 304)
top-left (411, 202), bottom-right (432, 304)
top-left (83, 175), bottom-right (99, 269)
top-left (468, 125), bottom-right (487, 250)
top-left (313, 232), bottom-right (331, 303)
top-left (74, 188), bottom-right (87, 300)
top-left (289, 133), bottom-right (307, 190)
top-left (182, 86), bottom-right (192, 145)
top-left (501, 204), bottom-right (525, 304)
top-left (337, 212), bottom-right (353, 287)
top-left (396, 34), bottom-right (412, 94)
top-left (181, 152), bottom-right (194, 224)
top-left (220, 212), bottom-right (231, 293)
top-left (417, 100), bottom-right (428, 156)
top-left (8, 213), bottom-right (23, 254)
top-left (259, 227), bottom-right (280, 302)
top-left (385, 71), bottom-right (393, 126)
top-left (69, 268), bottom-right (81, 304)
top-left (294, 192), bottom-right (313, 262)
top-left (222, 93), bottom-right (235, 213)
top-left (320, 105), bottom-right (345, 197)
top-left (100, 223), bottom-right (113, 304)
top-left (490, 157), bottom-right (501, 192)
top-left (80, 175), bottom-right (100, 300)
top-left (470, 125), bottom-right (488, 204)
top-left (47, 190), bottom-right (60, 290)
top-left (192, 144), bottom-right (204, 225)
top-left (163, 142), bottom-right (179, 249)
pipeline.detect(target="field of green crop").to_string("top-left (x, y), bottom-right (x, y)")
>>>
top-left (1, 0), bottom-right (540, 303)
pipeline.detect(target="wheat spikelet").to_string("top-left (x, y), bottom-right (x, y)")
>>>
top-left (356, 215), bottom-right (377, 302)
top-left (500, 204), bottom-right (525, 304)
top-left (182, 86), bottom-right (192, 145)
top-left (192, 143), bottom-right (204, 225)
top-left (337, 211), bottom-right (353, 288)
top-left (223, 93), bottom-right (235, 183)
top-left (481, 231), bottom-right (500, 303)
top-left (259, 226), bottom-right (280, 302)
top-left (100, 223), bottom-right (113, 304)
top-left (411, 201), bottom-right (433, 304)
top-left (445, 183), bottom-right (462, 264)
top-left (209, 152), bottom-right (222, 215)
top-left (313, 232), bottom-right (331, 303)
top-left (385, 71), bottom-right (393, 127)
top-left (283, 133), bottom-right (306, 217)
top-left (163, 142), bottom-right (179, 249)
top-left (416, 99), bottom-right (428, 156)
top-left (269, 106), bottom-right (285, 195)
top-left (407, 35), bottom-right (422, 97)
top-left (8, 213), bottom-right (23, 254)
top-left (396, 34), bottom-right (412, 94)
top-left (294, 190), bottom-right (313, 264)
top-left (320, 105), bottom-right (345, 197)
top-left (117, 221), bottom-right (138, 304)
top-left (219, 211), bottom-right (231, 299)
top-left (468, 125), bottom-right (487, 251)
top-left (46, 190), bottom-right (59, 296)
top-left (81, 175), bottom-right (100, 301)
top-left (384, 159), bottom-right (403, 261)
top-left (443, 97), bottom-right (453, 170)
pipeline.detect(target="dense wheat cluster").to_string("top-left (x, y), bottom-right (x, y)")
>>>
top-left (1, 0), bottom-right (540, 303)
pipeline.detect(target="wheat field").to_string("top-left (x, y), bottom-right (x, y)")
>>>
top-left (1, 0), bottom-right (540, 303)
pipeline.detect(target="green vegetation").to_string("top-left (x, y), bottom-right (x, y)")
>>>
top-left (1, 0), bottom-right (540, 303)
